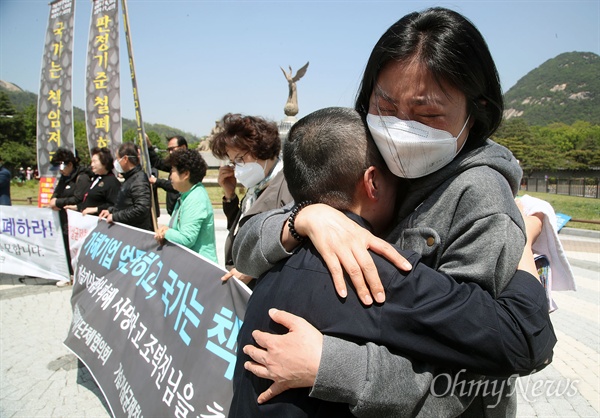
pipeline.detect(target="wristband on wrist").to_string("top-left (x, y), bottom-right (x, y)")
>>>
top-left (288, 201), bottom-right (313, 242)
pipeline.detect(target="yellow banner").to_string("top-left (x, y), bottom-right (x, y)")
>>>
top-left (85, 0), bottom-right (122, 157)
top-left (36, 0), bottom-right (76, 177)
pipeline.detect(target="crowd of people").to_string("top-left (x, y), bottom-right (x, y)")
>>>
top-left (45, 111), bottom-right (289, 290)
top-left (15, 6), bottom-right (558, 417)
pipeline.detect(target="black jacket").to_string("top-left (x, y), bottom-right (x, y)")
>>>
top-left (52, 165), bottom-right (93, 209)
top-left (230, 214), bottom-right (556, 418)
top-left (77, 173), bottom-right (121, 214)
top-left (148, 145), bottom-right (180, 215)
top-left (51, 165), bottom-right (92, 233)
top-left (110, 165), bottom-right (153, 231)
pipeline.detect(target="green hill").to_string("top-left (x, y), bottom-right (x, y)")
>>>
top-left (503, 51), bottom-right (600, 126)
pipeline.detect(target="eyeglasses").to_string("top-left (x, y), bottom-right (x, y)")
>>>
top-left (229, 151), bottom-right (250, 167)
top-left (167, 146), bottom-right (180, 152)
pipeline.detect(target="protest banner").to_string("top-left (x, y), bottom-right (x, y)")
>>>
top-left (37, 0), bottom-right (76, 177)
top-left (85, 0), bottom-right (122, 156)
top-left (67, 210), bottom-right (100, 278)
top-left (38, 176), bottom-right (57, 208)
top-left (64, 220), bottom-right (251, 417)
top-left (0, 206), bottom-right (69, 281)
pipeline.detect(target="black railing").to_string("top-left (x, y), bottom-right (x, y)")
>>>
top-left (521, 177), bottom-right (599, 199)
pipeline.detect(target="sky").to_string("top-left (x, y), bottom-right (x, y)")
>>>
top-left (1, 0), bottom-right (599, 138)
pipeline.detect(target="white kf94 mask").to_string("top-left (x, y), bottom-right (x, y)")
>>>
top-left (367, 114), bottom-right (469, 179)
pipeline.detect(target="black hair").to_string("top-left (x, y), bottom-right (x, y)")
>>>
top-left (283, 107), bottom-right (387, 210)
top-left (117, 142), bottom-right (140, 165)
top-left (167, 135), bottom-right (188, 148)
top-left (355, 7), bottom-right (503, 146)
top-left (50, 147), bottom-right (78, 167)
top-left (166, 149), bottom-right (207, 184)
top-left (90, 147), bottom-right (114, 172)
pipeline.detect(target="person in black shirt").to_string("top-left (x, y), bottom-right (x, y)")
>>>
top-left (229, 107), bottom-right (555, 417)
top-left (49, 148), bottom-right (92, 286)
top-left (99, 142), bottom-right (153, 231)
top-left (64, 147), bottom-right (120, 216)
top-left (147, 135), bottom-right (188, 215)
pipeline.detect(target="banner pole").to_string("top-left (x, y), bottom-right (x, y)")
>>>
top-left (121, 0), bottom-right (157, 231)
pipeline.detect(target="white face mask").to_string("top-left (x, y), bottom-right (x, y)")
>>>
top-left (367, 114), bottom-right (470, 179)
top-left (235, 161), bottom-right (266, 188)
top-left (113, 158), bottom-right (124, 174)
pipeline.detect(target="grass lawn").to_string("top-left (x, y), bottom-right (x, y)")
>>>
top-left (517, 191), bottom-right (600, 231)
top-left (8, 179), bottom-right (599, 231)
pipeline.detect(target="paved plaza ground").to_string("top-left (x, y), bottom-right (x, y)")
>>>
top-left (1, 209), bottom-right (599, 417)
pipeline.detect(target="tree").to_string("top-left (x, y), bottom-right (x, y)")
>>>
top-left (493, 119), bottom-right (535, 171)
top-left (122, 128), bottom-right (161, 148)
top-left (493, 118), bottom-right (600, 172)
top-left (74, 120), bottom-right (90, 165)
top-left (0, 92), bottom-right (35, 170)
top-left (0, 91), bottom-right (16, 117)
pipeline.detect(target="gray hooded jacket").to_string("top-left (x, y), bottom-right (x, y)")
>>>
top-left (233, 140), bottom-right (529, 417)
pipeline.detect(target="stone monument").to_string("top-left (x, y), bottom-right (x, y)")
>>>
top-left (279, 62), bottom-right (309, 141)
top-left (197, 119), bottom-right (225, 168)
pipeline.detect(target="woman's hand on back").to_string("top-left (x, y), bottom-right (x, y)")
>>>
top-left (292, 204), bottom-right (412, 305)
top-left (243, 309), bottom-right (323, 403)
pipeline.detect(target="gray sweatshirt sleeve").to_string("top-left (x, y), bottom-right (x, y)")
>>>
top-left (310, 336), bottom-right (475, 418)
top-left (232, 205), bottom-right (294, 277)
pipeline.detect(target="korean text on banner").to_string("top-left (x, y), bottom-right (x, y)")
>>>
top-left (67, 210), bottom-right (99, 278)
top-left (36, 0), bottom-right (75, 177)
top-left (64, 220), bottom-right (251, 417)
top-left (0, 206), bottom-right (69, 281)
top-left (85, 0), bottom-right (122, 157)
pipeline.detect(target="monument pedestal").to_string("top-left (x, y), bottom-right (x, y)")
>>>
top-left (278, 115), bottom-right (298, 143)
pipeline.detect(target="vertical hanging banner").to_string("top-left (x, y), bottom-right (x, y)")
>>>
top-left (85, 0), bottom-right (122, 158)
top-left (36, 0), bottom-right (76, 177)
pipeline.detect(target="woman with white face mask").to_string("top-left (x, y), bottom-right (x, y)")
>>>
top-left (232, 7), bottom-right (546, 418)
top-left (98, 142), bottom-right (153, 232)
top-left (210, 113), bottom-right (293, 286)
top-left (49, 147), bottom-right (92, 286)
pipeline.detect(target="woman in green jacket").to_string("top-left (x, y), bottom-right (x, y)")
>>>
top-left (154, 149), bottom-right (218, 263)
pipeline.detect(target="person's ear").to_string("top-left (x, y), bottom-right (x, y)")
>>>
top-left (363, 166), bottom-right (379, 201)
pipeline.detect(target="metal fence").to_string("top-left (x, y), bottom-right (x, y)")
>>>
top-left (521, 177), bottom-right (599, 199)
